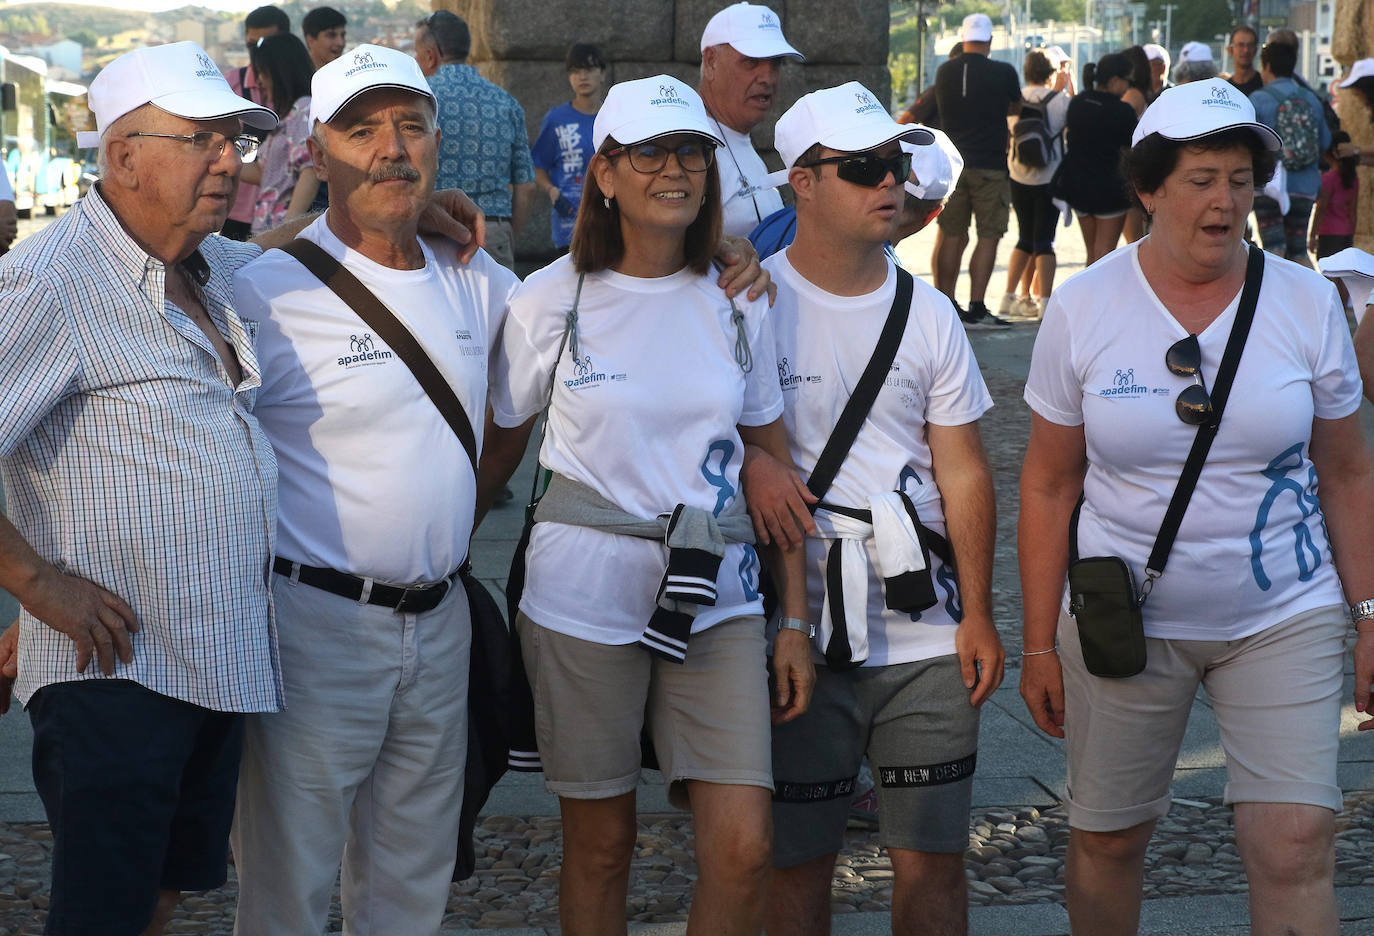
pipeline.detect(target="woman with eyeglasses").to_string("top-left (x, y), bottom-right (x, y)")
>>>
top-left (241, 33), bottom-right (318, 234)
top-left (1018, 78), bottom-right (1374, 935)
top-left (484, 75), bottom-right (813, 934)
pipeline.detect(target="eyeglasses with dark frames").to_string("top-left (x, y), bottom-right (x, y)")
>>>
top-left (126, 131), bottom-right (261, 164)
top-left (1165, 333), bottom-right (1213, 426)
top-left (605, 140), bottom-right (716, 174)
top-left (799, 150), bottom-right (913, 188)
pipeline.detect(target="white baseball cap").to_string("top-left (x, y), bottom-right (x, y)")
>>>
top-left (1131, 78), bottom-right (1280, 150)
top-left (762, 82), bottom-right (934, 188)
top-left (904, 126), bottom-right (963, 201)
top-left (310, 44), bottom-right (436, 127)
top-left (961, 14), bottom-right (993, 44)
top-left (1179, 41), bottom-right (1214, 64)
top-left (700, 2), bottom-right (804, 61)
top-left (1338, 58), bottom-right (1374, 87)
top-left (1144, 43), bottom-right (1171, 70)
top-left (1318, 247), bottom-right (1374, 323)
top-left (75, 41), bottom-right (277, 149)
top-left (592, 75), bottom-right (724, 151)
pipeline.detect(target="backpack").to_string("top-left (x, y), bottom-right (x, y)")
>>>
top-left (1011, 90), bottom-right (1061, 169)
top-left (1263, 85), bottom-right (1321, 171)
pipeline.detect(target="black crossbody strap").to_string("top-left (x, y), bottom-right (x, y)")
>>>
top-left (806, 267), bottom-right (914, 501)
top-left (281, 238), bottom-right (479, 473)
top-left (1145, 243), bottom-right (1264, 580)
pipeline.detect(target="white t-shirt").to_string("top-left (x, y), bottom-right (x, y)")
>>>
top-left (1025, 242), bottom-right (1362, 641)
top-left (1007, 85), bottom-right (1070, 186)
top-left (764, 250), bottom-right (995, 666)
top-left (0, 161), bottom-right (12, 203)
top-left (714, 121), bottom-right (785, 238)
top-left (235, 216), bottom-right (520, 584)
top-left (490, 256), bottom-right (783, 645)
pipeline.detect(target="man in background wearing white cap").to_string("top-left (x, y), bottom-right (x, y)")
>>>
top-left (743, 82), bottom-right (1003, 936)
top-left (1144, 43), bottom-right (1171, 98)
top-left (1173, 41), bottom-right (1219, 84)
top-left (933, 12), bottom-right (1021, 327)
top-left (228, 44), bottom-right (519, 934)
top-left (0, 40), bottom-right (281, 935)
top-left (698, 1), bottom-right (804, 236)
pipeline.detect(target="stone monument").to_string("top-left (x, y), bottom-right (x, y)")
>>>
top-left (431, 0), bottom-right (893, 264)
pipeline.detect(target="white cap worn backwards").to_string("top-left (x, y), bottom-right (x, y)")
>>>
top-left (961, 13), bottom-right (993, 43)
top-left (1338, 58), bottom-right (1374, 88)
top-left (903, 126), bottom-right (963, 201)
top-left (1131, 78), bottom-right (1280, 150)
top-left (76, 41), bottom-right (277, 149)
top-left (310, 44), bottom-right (436, 127)
top-left (593, 75), bottom-right (724, 151)
top-left (1179, 41), bottom-right (1214, 64)
top-left (700, 2), bottom-right (804, 61)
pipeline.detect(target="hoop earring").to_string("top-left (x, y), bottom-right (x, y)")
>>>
top-left (603, 196), bottom-right (613, 209)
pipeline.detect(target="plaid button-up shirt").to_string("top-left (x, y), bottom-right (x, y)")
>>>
top-left (0, 186), bottom-right (282, 713)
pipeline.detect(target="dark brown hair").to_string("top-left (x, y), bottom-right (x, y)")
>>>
top-left (1024, 50), bottom-right (1053, 85)
top-left (1123, 128), bottom-right (1277, 213)
top-left (570, 136), bottom-right (723, 276)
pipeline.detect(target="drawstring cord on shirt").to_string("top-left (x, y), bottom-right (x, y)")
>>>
top-left (729, 297), bottom-right (753, 374)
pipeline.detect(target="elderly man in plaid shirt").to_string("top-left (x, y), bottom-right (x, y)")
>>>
top-left (0, 44), bottom-right (284, 936)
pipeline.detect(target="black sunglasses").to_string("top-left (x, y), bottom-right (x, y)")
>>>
top-left (800, 151), bottom-right (913, 188)
top-left (1165, 334), bottom-right (1213, 426)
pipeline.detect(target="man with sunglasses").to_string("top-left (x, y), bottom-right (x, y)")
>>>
top-left (743, 83), bottom-right (1004, 936)
top-left (0, 42), bottom-right (282, 936)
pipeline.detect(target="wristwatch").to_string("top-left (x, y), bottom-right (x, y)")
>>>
top-left (1351, 599), bottom-right (1374, 626)
top-left (777, 617), bottom-right (816, 639)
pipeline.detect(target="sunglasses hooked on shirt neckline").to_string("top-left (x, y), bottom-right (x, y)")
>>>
top-left (798, 151), bottom-right (913, 188)
top-left (1165, 333), bottom-right (1214, 426)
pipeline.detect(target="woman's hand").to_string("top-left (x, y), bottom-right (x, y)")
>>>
top-left (769, 628), bottom-right (815, 724)
top-left (1019, 650), bottom-right (1066, 738)
top-left (1356, 626), bottom-right (1374, 731)
top-left (418, 189), bottom-right (486, 264)
top-left (0, 620), bottom-right (17, 716)
top-left (740, 444), bottom-right (816, 550)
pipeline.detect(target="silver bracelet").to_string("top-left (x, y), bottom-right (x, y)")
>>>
top-left (1022, 646), bottom-right (1058, 657)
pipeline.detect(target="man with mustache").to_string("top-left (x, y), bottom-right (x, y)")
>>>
top-left (0, 41), bottom-right (281, 935)
top-left (697, 1), bottom-right (805, 236)
top-left (227, 45), bottom-right (517, 934)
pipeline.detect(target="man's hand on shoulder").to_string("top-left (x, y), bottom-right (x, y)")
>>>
top-left (15, 564), bottom-right (140, 676)
top-left (420, 189), bottom-right (486, 264)
top-left (716, 235), bottom-right (774, 305)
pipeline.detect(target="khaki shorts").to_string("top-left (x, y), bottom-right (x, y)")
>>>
top-left (516, 612), bottom-right (773, 806)
top-left (937, 167), bottom-right (1011, 239)
top-left (770, 655), bottom-right (979, 866)
top-left (1059, 604), bottom-right (1347, 832)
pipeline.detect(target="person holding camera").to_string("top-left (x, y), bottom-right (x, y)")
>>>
top-left (1018, 78), bottom-right (1374, 935)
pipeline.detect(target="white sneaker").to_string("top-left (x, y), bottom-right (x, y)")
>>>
top-left (1030, 296), bottom-right (1048, 318)
top-left (1002, 296), bottom-right (1036, 321)
top-left (997, 292), bottom-right (1020, 317)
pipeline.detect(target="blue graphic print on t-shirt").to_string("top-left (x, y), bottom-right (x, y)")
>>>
top-left (532, 102), bottom-right (597, 248)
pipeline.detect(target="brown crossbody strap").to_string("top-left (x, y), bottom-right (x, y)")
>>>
top-left (280, 238), bottom-right (479, 473)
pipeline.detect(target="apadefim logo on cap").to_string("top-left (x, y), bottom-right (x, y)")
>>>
top-left (1202, 83), bottom-right (1241, 110)
top-left (345, 49), bottom-right (386, 77)
top-left (758, 10), bottom-right (780, 30)
top-left (650, 84), bottom-right (689, 108)
top-left (194, 52), bottom-right (220, 80)
top-left (853, 90), bottom-right (882, 116)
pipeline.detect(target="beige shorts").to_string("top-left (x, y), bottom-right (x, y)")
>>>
top-left (937, 167), bottom-right (1011, 239)
top-left (1059, 604), bottom-right (1347, 832)
top-left (515, 612), bottom-right (773, 806)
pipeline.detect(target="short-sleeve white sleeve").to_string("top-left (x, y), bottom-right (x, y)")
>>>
top-left (925, 293), bottom-right (994, 427)
top-left (1023, 297), bottom-right (1084, 426)
top-left (489, 269), bottom-right (570, 427)
top-left (1311, 286), bottom-right (1363, 420)
top-left (739, 297), bottom-right (784, 427)
top-left (0, 161), bottom-right (13, 203)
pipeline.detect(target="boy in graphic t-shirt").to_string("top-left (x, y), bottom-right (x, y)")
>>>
top-left (531, 43), bottom-right (605, 254)
top-left (743, 83), bottom-right (1005, 936)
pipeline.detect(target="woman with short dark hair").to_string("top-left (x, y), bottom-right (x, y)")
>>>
top-left (1020, 78), bottom-right (1374, 935)
top-left (487, 74), bottom-right (814, 934)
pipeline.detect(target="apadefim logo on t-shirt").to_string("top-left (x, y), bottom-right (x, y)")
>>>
top-left (337, 332), bottom-right (394, 368)
top-left (1096, 366), bottom-right (1168, 398)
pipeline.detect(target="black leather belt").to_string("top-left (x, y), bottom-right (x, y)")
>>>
top-left (272, 557), bottom-right (456, 614)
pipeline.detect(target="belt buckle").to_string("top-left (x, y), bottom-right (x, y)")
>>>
top-left (393, 579), bottom-right (447, 614)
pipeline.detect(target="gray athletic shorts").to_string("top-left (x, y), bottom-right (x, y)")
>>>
top-left (770, 654), bottom-right (979, 867)
top-left (516, 612), bottom-right (773, 808)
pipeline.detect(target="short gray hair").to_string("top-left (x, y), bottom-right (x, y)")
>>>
top-left (96, 106), bottom-right (150, 177)
top-left (1171, 60), bottom-right (1219, 85)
